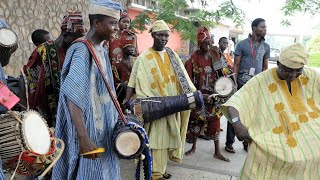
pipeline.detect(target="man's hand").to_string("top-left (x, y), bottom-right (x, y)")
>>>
top-left (232, 121), bottom-right (253, 144)
top-left (79, 136), bottom-right (99, 159)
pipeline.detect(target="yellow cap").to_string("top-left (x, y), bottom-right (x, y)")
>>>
top-left (279, 43), bottom-right (308, 69)
top-left (149, 20), bottom-right (170, 33)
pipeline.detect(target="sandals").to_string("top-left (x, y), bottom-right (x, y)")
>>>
top-left (199, 135), bottom-right (210, 140)
top-left (163, 172), bottom-right (172, 179)
top-left (225, 146), bottom-right (236, 153)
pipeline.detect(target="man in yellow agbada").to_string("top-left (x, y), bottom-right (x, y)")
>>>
top-left (222, 43), bottom-right (320, 179)
top-left (126, 20), bottom-right (196, 180)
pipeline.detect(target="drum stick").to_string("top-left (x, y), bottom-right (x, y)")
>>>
top-left (208, 94), bottom-right (219, 99)
top-left (38, 138), bottom-right (65, 179)
top-left (80, 148), bottom-right (105, 155)
top-left (226, 73), bottom-right (236, 77)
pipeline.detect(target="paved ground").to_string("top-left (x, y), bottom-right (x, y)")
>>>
top-left (5, 118), bottom-right (247, 180)
top-left (120, 116), bottom-right (247, 180)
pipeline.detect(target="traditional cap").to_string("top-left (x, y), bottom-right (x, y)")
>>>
top-left (0, 19), bottom-right (10, 28)
top-left (89, 0), bottom-right (122, 20)
top-left (120, 30), bottom-right (136, 49)
top-left (149, 20), bottom-right (170, 33)
top-left (61, 11), bottom-right (86, 34)
top-left (279, 43), bottom-right (308, 69)
top-left (197, 26), bottom-right (211, 47)
top-left (120, 11), bottom-right (130, 20)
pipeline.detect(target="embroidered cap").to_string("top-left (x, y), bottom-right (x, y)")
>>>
top-left (149, 20), bottom-right (170, 33)
top-left (197, 26), bottom-right (211, 47)
top-left (279, 43), bottom-right (308, 69)
top-left (89, 0), bottom-right (122, 20)
top-left (61, 11), bottom-right (86, 34)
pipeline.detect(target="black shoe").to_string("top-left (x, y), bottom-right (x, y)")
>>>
top-left (243, 142), bottom-right (248, 152)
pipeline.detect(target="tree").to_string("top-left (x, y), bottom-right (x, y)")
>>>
top-left (130, 0), bottom-right (245, 43)
top-left (129, 0), bottom-right (320, 42)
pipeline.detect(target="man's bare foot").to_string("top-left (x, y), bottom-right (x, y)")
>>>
top-left (214, 154), bottom-right (230, 162)
top-left (185, 148), bottom-right (196, 156)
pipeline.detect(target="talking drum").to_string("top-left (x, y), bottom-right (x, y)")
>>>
top-left (112, 114), bottom-right (146, 159)
top-left (132, 90), bottom-right (204, 124)
top-left (214, 77), bottom-right (235, 97)
top-left (0, 28), bottom-right (18, 67)
top-left (0, 110), bottom-right (63, 176)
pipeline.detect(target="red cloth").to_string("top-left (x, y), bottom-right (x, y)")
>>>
top-left (120, 11), bottom-right (130, 20)
top-left (23, 41), bottom-right (65, 127)
top-left (112, 60), bottom-right (132, 85)
top-left (60, 11), bottom-right (85, 34)
top-left (109, 29), bottom-right (138, 62)
top-left (197, 26), bottom-right (211, 47)
top-left (185, 47), bottom-right (222, 136)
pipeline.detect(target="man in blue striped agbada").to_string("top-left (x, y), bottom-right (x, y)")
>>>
top-left (52, 1), bottom-right (122, 179)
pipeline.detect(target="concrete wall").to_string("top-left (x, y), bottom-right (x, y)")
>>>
top-left (0, 0), bottom-right (90, 77)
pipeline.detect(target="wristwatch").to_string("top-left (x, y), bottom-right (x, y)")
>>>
top-left (231, 117), bottom-right (239, 124)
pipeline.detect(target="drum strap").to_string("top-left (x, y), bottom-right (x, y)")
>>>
top-left (165, 47), bottom-right (192, 94)
top-left (74, 39), bottom-right (128, 124)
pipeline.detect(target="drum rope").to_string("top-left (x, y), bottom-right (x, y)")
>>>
top-left (38, 138), bottom-right (65, 179)
top-left (10, 151), bottom-right (23, 180)
top-left (74, 39), bottom-right (128, 124)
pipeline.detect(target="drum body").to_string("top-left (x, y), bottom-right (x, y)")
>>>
top-left (112, 115), bottom-right (145, 159)
top-left (0, 111), bottom-right (54, 176)
top-left (132, 90), bottom-right (204, 124)
top-left (0, 28), bottom-right (18, 66)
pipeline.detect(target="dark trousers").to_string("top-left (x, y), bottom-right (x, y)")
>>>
top-left (225, 83), bottom-right (244, 147)
top-left (226, 121), bottom-right (235, 146)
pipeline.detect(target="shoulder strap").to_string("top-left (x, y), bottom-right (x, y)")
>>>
top-left (74, 39), bottom-right (128, 124)
top-left (165, 47), bottom-right (192, 94)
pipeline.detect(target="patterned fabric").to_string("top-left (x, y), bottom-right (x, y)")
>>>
top-left (109, 29), bottom-right (138, 62)
top-left (112, 60), bottom-right (132, 85)
top-left (197, 26), bottom-right (211, 47)
top-left (61, 11), bottom-right (86, 34)
top-left (149, 20), bottom-right (170, 33)
top-left (89, 0), bottom-right (122, 19)
top-left (184, 46), bottom-right (228, 137)
top-left (52, 42), bottom-right (120, 179)
top-left (222, 67), bottom-right (320, 179)
top-left (120, 11), bottom-right (130, 20)
top-left (23, 41), bottom-right (64, 127)
top-left (128, 47), bottom-right (196, 176)
top-left (279, 43), bottom-right (308, 69)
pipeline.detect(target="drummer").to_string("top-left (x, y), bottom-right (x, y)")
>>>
top-left (0, 18), bottom-right (17, 179)
top-left (184, 26), bottom-right (230, 161)
top-left (23, 11), bottom-right (86, 127)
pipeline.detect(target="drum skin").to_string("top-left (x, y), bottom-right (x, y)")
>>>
top-left (112, 115), bottom-right (146, 159)
top-left (0, 28), bottom-right (18, 67)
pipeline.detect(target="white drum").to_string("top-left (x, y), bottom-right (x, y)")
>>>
top-left (0, 28), bottom-right (18, 66)
top-left (0, 110), bottom-right (52, 176)
top-left (214, 77), bottom-right (234, 97)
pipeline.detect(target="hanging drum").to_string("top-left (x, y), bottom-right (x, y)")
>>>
top-left (214, 77), bottom-right (235, 97)
top-left (0, 28), bottom-right (18, 67)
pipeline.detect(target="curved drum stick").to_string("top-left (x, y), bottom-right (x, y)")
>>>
top-left (38, 138), bottom-right (65, 179)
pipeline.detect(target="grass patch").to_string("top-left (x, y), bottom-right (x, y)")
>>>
top-left (308, 53), bottom-right (320, 67)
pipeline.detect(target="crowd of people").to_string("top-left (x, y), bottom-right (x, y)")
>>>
top-left (0, 0), bottom-right (320, 179)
